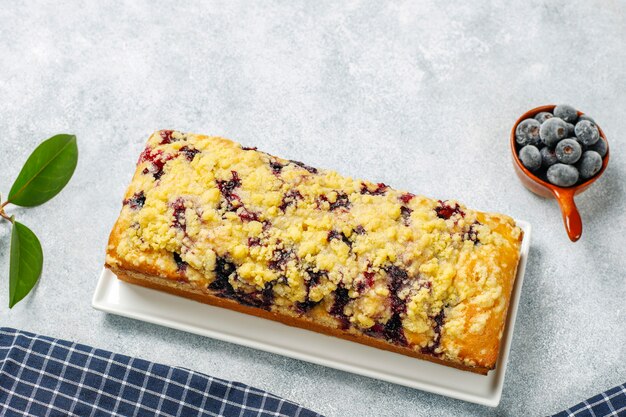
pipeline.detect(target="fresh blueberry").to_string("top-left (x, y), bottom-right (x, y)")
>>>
top-left (588, 138), bottom-right (607, 157)
top-left (540, 146), bottom-right (558, 168)
top-left (554, 104), bottom-right (578, 123)
top-left (540, 117), bottom-right (568, 147)
top-left (574, 120), bottom-right (600, 146)
top-left (547, 163), bottom-right (579, 187)
top-left (555, 138), bottom-right (582, 164)
top-left (518, 145), bottom-right (541, 171)
top-left (566, 122), bottom-right (575, 136)
top-left (576, 151), bottom-right (603, 179)
top-left (515, 119), bottom-right (541, 146)
top-left (534, 112), bottom-right (553, 124)
top-left (578, 114), bottom-right (595, 126)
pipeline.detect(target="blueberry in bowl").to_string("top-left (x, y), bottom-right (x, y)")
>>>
top-left (515, 118), bottom-right (541, 146)
top-left (540, 146), bottom-right (558, 168)
top-left (588, 138), bottom-right (607, 157)
top-left (555, 138), bottom-right (582, 165)
top-left (519, 145), bottom-right (541, 171)
top-left (547, 163), bottom-right (579, 187)
top-left (554, 104), bottom-right (578, 123)
top-left (539, 117), bottom-right (569, 147)
top-left (511, 104), bottom-right (610, 242)
top-left (576, 151), bottom-right (603, 179)
top-left (534, 112), bottom-right (553, 124)
top-left (574, 120), bottom-right (600, 146)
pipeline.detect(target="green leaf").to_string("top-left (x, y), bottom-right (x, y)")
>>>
top-left (9, 221), bottom-right (43, 308)
top-left (8, 134), bottom-right (78, 207)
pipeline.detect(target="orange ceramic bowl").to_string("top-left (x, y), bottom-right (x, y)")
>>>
top-left (511, 105), bottom-right (610, 242)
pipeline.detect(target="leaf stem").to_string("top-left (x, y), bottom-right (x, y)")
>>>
top-left (0, 203), bottom-right (13, 222)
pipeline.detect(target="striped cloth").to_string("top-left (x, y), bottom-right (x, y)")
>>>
top-left (551, 384), bottom-right (626, 417)
top-left (2, 327), bottom-right (622, 416)
top-left (0, 327), bottom-right (322, 417)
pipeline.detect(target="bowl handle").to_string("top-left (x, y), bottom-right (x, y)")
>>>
top-left (552, 188), bottom-right (582, 242)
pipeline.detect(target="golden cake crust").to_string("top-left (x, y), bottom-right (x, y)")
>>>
top-left (105, 130), bottom-right (523, 374)
top-left (108, 266), bottom-right (493, 374)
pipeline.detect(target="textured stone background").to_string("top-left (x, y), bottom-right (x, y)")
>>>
top-left (0, 1), bottom-right (624, 416)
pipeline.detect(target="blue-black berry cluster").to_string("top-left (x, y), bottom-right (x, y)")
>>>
top-left (515, 105), bottom-right (607, 187)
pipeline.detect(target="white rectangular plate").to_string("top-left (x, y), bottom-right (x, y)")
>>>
top-left (93, 220), bottom-right (530, 407)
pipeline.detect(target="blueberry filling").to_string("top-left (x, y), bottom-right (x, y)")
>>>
top-left (296, 299), bottom-right (321, 312)
top-left (466, 221), bottom-right (481, 244)
top-left (179, 146), bottom-right (200, 162)
top-left (327, 230), bottom-right (352, 248)
top-left (364, 265), bottom-right (410, 346)
top-left (173, 252), bottom-right (187, 272)
top-left (268, 247), bottom-right (294, 271)
top-left (238, 208), bottom-right (260, 222)
top-left (123, 191), bottom-right (146, 210)
top-left (421, 308), bottom-right (446, 355)
top-left (217, 171), bottom-right (241, 196)
top-left (364, 314), bottom-right (408, 346)
top-left (364, 323), bottom-right (384, 337)
top-left (217, 171), bottom-right (242, 211)
top-left (159, 130), bottom-right (174, 144)
top-left (383, 313), bottom-right (407, 346)
top-left (364, 271), bottom-right (375, 289)
top-left (289, 159), bottom-right (318, 174)
top-left (247, 237), bottom-right (261, 247)
top-left (360, 182), bottom-right (388, 196)
top-left (399, 193), bottom-right (415, 204)
top-left (139, 148), bottom-right (173, 180)
top-left (330, 285), bottom-right (351, 329)
top-left (236, 282), bottom-right (274, 310)
top-left (319, 192), bottom-right (351, 211)
top-left (385, 265), bottom-right (409, 314)
top-left (400, 206), bottom-right (413, 226)
top-left (216, 171), bottom-right (260, 221)
top-left (241, 146), bottom-right (258, 151)
top-left (305, 268), bottom-right (326, 287)
top-left (435, 200), bottom-right (464, 220)
top-left (208, 257), bottom-right (237, 296)
top-left (279, 190), bottom-right (303, 212)
top-left (209, 257), bottom-right (273, 310)
top-left (356, 271), bottom-right (376, 293)
top-left (171, 198), bottom-right (186, 231)
top-left (353, 225), bottom-right (366, 235)
top-left (269, 158), bottom-right (285, 174)
top-left (259, 282), bottom-right (275, 308)
top-left (418, 279), bottom-right (432, 290)
top-left (296, 269), bottom-right (327, 312)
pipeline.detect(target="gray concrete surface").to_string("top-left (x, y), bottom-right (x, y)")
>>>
top-left (0, 1), bottom-right (624, 416)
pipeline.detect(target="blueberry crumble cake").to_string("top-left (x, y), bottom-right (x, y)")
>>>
top-left (106, 130), bottom-right (523, 374)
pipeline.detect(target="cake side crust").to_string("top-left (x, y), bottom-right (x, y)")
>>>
top-left (106, 264), bottom-right (491, 375)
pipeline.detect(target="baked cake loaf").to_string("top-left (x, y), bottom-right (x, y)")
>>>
top-left (105, 130), bottom-right (523, 374)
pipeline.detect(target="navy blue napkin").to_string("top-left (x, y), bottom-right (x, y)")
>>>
top-left (551, 383), bottom-right (625, 417)
top-left (0, 327), bottom-right (322, 417)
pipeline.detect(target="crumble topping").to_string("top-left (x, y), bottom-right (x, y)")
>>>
top-left (107, 130), bottom-right (522, 369)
